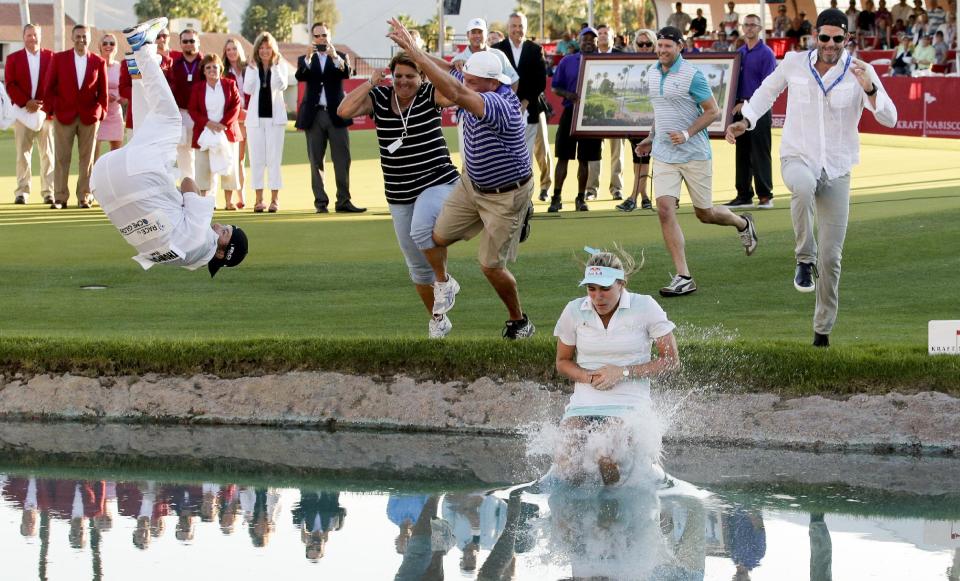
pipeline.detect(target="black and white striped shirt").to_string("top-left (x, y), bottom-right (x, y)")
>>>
top-left (371, 83), bottom-right (459, 204)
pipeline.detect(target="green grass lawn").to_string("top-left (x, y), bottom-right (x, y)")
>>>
top-left (1, 127), bottom-right (958, 391)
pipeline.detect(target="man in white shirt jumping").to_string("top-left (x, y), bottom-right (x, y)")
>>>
top-left (726, 8), bottom-right (897, 347)
top-left (91, 18), bottom-right (248, 277)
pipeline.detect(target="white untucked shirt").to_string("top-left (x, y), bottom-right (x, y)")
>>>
top-left (741, 49), bottom-right (897, 180)
top-left (26, 49), bottom-right (41, 98)
top-left (74, 51), bottom-right (88, 90)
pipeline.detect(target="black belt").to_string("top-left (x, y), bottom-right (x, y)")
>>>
top-left (316, 105), bottom-right (329, 111)
top-left (472, 174), bottom-right (532, 194)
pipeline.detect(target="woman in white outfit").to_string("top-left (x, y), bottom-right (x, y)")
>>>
top-left (222, 38), bottom-right (248, 210)
top-left (243, 32), bottom-right (288, 213)
top-left (552, 247), bottom-right (679, 486)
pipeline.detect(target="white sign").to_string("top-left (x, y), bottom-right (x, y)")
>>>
top-left (928, 320), bottom-right (960, 355)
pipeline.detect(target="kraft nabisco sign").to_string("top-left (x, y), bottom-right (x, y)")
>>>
top-left (928, 320), bottom-right (960, 355)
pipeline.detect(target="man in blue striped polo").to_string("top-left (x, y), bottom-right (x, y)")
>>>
top-left (387, 18), bottom-right (536, 339)
top-left (634, 26), bottom-right (758, 298)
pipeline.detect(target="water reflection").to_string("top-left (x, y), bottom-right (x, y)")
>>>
top-left (1, 470), bottom-right (958, 580)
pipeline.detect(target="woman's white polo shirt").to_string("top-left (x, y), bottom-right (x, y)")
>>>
top-left (553, 291), bottom-right (676, 417)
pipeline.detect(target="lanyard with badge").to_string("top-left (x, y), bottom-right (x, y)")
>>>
top-left (387, 90), bottom-right (414, 154)
top-left (807, 49), bottom-right (852, 102)
top-left (183, 59), bottom-right (199, 82)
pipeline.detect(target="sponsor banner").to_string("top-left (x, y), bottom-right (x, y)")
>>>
top-left (929, 320), bottom-right (960, 355)
top-left (772, 76), bottom-right (960, 138)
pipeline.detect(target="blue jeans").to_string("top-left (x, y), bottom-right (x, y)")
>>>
top-left (388, 181), bottom-right (456, 285)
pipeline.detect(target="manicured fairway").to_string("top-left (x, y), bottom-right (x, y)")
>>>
top-left (0, 128), bottom-right (957, 349)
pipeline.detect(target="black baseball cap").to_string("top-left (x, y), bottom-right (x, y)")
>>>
top-left (816, 8), bottom-right (849, 31)
top-left (208, 226), bottom-right (248, 277)
top-left (657, 26), bottom-right (684, 44)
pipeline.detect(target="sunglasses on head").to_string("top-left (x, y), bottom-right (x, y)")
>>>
top-left (636, 41), bottom-right (653, 47)
top-left (181, 39), bottom-right (196, 44)
top-left (818, 33), bottom-right (846, 43)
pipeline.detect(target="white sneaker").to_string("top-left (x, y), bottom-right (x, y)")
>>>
top-left (428, 314), bottom-right (452, 339)
top-left (432, 274), bottom-right (460, 315)
top-left (659, 274), bottom-right (697, 297)
top-left (738, 212), bottom-right (758, 256)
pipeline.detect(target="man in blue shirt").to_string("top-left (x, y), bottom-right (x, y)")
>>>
top-left (548, 26), bottom-right (603, 212)
top-left (725, 14), bottom-right (778, 209)
top-left (634, 27), bottom-right (758, 297)
top-left (387, 18), bottom-right (536, 340)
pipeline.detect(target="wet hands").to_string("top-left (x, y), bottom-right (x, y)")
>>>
top-left (589, 365), bottom-right (627, 390)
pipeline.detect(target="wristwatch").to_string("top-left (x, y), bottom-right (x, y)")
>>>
top-left (865, 83), bottom-right (878, 97)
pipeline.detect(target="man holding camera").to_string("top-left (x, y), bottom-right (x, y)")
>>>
top-left (295, 22), bottom-right (365, 214)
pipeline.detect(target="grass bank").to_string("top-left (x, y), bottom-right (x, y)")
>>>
top-left (1, 130), bottom-right (958, 395)
top-left (2, 336), bottom-right (958, 396)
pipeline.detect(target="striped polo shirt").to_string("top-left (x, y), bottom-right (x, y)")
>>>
top-left (647, 55), bottom-right (714, 164)
top-left (371, 83), bottom-right (460, 204)
top-left (453, 70), bottom-right (531, 190)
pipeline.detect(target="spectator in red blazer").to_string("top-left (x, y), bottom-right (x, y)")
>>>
top-left (188, 54), bottom-right (242, 203)
top-left (119, 32), bottom-right (173, 131)
top-left (5, 23), bottom-right (55, 205)
top-left (43, 24), bottom-right (108, 209)
top-left (168, 27), bottom-right (204, 180)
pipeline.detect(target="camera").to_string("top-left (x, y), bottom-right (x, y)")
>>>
top-left (315, 43), bottom-right (328, 53)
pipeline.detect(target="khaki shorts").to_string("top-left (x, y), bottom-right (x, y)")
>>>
top-left (652, 158), bottom-right (713, 209)
top-left (434, 176), bottom-right (533, 269)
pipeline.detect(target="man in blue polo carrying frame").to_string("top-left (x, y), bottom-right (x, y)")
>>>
top-left (726, 8), bottom-right (897, 347)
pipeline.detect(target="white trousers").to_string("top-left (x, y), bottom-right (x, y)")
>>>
top-left (246, 123), bottom-right (284, 190)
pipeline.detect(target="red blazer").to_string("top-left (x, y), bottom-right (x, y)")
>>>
top-left (167, 53), bottom-right (205, 109)
top-left (119, 53), bottom-right (173, 128)
top-left (42, 49), bottom-right (108, 125)
top-left (4, 48), bottom-right (54, 119)
top-left (188, 76), bottom-right (242, 148)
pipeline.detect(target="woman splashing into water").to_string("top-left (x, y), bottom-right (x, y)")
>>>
top-left (552, 246), bottom-right (680, 486)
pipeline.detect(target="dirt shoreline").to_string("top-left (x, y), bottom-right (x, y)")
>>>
top-left (1, 371), bottom-right (957, 454)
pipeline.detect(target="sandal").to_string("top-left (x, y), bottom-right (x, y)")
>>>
top-left (224, 204), bottom-right (237, 211)
top-left (268, 201), bottom-right (279, 213)
top-left (254, 202), bottom-right (266, 213)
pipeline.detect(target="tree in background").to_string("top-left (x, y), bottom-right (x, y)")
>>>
top-left (514, 0), bottom-right (657, 41)
top-left (242, 0), bottom-right (340, 43)
top-left (134, 0), bottom-right (228, 33)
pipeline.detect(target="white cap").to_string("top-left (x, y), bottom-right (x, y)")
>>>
top-left (463, 51), bottom-right (511, 85)
top-left (466, 18), bottom-right (488, 33)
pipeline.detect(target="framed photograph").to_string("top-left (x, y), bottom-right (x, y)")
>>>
top-left (570, 53), bottom-right (741, 139)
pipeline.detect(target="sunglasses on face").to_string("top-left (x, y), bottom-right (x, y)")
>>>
top-left (102, 41), bottom-right (115, 46)
top-left (157, 34), bottom-right (169, 38)
top-left (181, 39), bottom-right (196, 44)
top-left (818, 34), bottom-right (846, 43)
top-left (637, 41), bottom-right (654, 47)
top-left (313, 33), bottom-right (326, 38)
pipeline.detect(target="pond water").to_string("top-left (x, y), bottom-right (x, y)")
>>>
top-left (0, 424), bottom-right (958, 580)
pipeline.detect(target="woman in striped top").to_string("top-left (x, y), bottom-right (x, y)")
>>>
top-left (338, 52), bottom-right (460, 339)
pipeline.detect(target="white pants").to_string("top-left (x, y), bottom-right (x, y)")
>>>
top-left (177, 108), bottom-right (195, 180)
top-left (246, 123), bottom-right (284, 190)
top-left (525, 112), bottom-right (553, 192)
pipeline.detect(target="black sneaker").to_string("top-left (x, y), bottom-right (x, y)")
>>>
top-left (519, 201), bottom-right (534, 243)
top-left (640, 198), bottom-right (653, 210)
top-left (575, 196), bottom-right (589, 212)
top-left (503, 314), bottom-right (536, 339)
top-left (724, 197), bottom-right (754, 209)
top-left (794, 262), bottom-right (817, 293)
top-left (616, 198), bottom-right (636, 212)
top-left (538, 189), bottom-right (549, 202)
top-left (547, 196), bottom-right (562, 213)
top-left (813, 332), bottom-right (830, 347)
